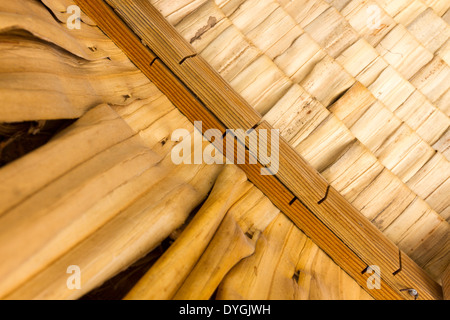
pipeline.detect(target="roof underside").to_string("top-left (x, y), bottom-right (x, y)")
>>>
top-left (0, 0), bottom-right (448, 300)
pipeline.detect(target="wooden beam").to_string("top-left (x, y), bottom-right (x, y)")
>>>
top-left (124, 165), bottom-right (251, 300)
top-left (73, 0), bottom-right (443, 300)
top-left (105, 0), bottom-right (262, 132)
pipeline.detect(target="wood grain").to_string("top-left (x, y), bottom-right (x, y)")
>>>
top-left (443, 264), bottom-right (450, 300)
top-left (217, 213), bottom-right (374, 300)
top-left (105, 0), bottom-right (262, 130)
top-left (172, 186), bottom-right (280, 300)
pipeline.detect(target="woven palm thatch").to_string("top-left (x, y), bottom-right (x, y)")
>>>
top-left (0, 0), bottom-right (448, 300)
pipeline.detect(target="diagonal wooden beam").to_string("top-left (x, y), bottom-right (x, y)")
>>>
top-left (73, 0), bottom-right (443, 300)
